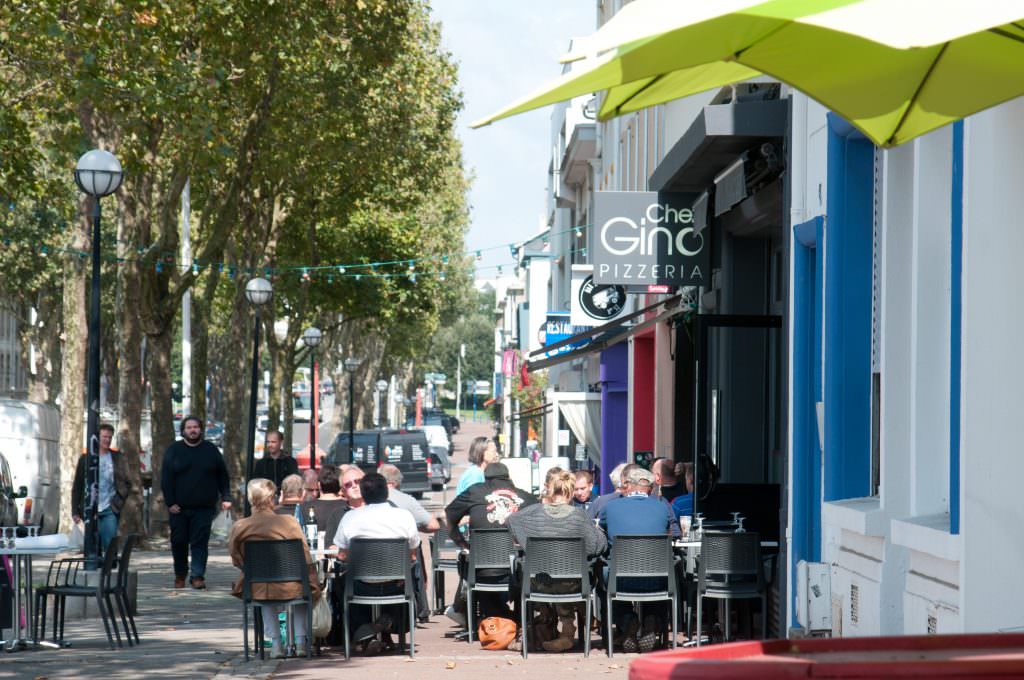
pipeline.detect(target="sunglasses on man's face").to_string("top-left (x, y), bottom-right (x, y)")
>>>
top-left (343, 480), bottom-right (361, 490)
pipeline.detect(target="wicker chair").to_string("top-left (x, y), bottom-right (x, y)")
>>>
top-left (465, 528), bottom-right (514, 643)
top-left (695, 531), bottom-right (766, 645)
top-left (241, 539), bottom-right (315, 661)
top-left (519, 536), bottom-right (593, 659)
top-left (342, 538), bottom-right (417, 659)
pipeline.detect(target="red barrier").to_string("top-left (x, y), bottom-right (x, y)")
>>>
top-left (629, 634), bottom-right (1024, 679)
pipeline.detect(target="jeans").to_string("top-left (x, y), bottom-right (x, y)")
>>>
top-left (169, 506), bottom-right (216, 579)
top-left (259, 603), bottom-right (308, 643)
top-left (98, 508), bottom-right (119, 555)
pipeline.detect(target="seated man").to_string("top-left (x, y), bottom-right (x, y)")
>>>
top-left (590, 463), bottom-right (681, 538)
top-left (653, 458), bottom-right (687, 503)
top-left (228, 478), bottom-right (320, 659)
top-left (572, 469), bottom-right (595, 511)
top-left (301, 463), bottom-right (349, 545)
top-left (333, 473), bottom-right (419, 655)
top-left (444, 462), bottom-right (536, 626)
top-left (380, 464), bottom-right (440, 533)
top-left (671, 463), bottom-right (695, 520)
top-left (599, 466), bottom-right (674, 652)
top-left (274, 474), bottom-right (305, 520)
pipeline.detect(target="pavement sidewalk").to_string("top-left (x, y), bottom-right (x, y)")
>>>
top-left (0, 420), bottom-right (633, 679)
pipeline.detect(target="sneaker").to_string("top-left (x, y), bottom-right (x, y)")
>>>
top-left (622, 636), bottom-right (639, 653)
top-left (444, 605), bottom-right (467, 628)
top-left (190, 576), bottom-right (207, 590)
top-left (270, 639), bottom-right (285, 659)
top-left (637, 631), bottom-right (658, 653)
top-left (353, 623), bottom-right (377, 643)
top-left (173, 576), bottom-right (186, 589)
top-left (363, 638), bottom-right (382, 656)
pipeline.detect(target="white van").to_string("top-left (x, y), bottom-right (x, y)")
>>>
top-left (0, 399), bottom-right (60, 532)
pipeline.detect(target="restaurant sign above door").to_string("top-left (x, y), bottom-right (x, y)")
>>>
top-left (593, 191), bottom-right (709, 286)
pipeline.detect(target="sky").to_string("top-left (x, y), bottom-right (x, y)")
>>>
top-left (429, 1), bottom-right (596, 280)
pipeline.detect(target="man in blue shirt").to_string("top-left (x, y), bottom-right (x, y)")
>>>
top-left (599, 466), bottom-right (674, 651)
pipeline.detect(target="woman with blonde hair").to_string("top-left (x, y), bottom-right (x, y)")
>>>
top-left (228, 478), bottom-right (321, 658)
top-left (507, 469), bottom-right (607, 652)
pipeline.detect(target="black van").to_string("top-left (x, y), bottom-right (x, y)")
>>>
top-left (326, 429), bottom-right (431, 498)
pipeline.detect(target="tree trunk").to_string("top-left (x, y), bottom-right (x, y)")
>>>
top-left (220, 282), bottom-right (251, 506)
top-left (57, 208), bottom-right (89, 534)
top-left (146, 325), bottom-right (175, 537)
top-left (116, 185), bottom-right (146, 538)
top-left (279, 351), bottom-right (297, 453)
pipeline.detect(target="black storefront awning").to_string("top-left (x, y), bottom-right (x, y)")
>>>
top-left (528, 296), bottom-right (686, 372)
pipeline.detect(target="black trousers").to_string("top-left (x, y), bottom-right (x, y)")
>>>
top-left (169, 506), bottom-right (216, 579)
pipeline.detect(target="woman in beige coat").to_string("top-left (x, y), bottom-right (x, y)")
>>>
top-left (228, 478), bottom-right (321, 658)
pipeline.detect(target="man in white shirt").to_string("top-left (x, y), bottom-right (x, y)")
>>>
top-left (333, 472), bottom-right (419, 655)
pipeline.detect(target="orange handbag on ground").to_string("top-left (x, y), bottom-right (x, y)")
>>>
top-left (478, 617), bottom-right (518, 650)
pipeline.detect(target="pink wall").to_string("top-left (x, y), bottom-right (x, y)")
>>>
top-left (632, 334), bottom-right (656, 454)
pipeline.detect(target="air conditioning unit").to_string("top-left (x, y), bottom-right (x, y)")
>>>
top-left (796, 560), bottom-right (832, 634)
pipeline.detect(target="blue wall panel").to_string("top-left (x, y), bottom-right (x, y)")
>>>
top-left (823, 116), bottom-right (874, 501)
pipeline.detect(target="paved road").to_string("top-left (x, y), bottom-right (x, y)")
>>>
top-left (1, 419), bottom-right (632, 680)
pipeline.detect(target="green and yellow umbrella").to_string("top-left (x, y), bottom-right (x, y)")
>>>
top-left (473, 0), bottom-right (1024, 147)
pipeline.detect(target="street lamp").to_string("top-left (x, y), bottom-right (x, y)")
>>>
top-left (344, 357), bottom-right (362, 456)
top-left (74, 149), bottom-right (123, 569)
top-left (374, 379), bottom-right (389, 429)
top-left (302, 327), bottom-right (322, 469)
top-left (244, 277), bottom-right (273, 515)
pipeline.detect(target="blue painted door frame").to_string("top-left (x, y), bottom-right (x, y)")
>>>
top-left (823, 114), bottom-right (874, 503)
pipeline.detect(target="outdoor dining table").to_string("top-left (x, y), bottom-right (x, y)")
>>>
top-left (1, 544), bottom-right (67, 652)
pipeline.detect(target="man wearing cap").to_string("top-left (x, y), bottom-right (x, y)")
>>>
top-left (443, 463), bottom-right (537, 626)
top-left (598, 466), bottom-right (675, 651)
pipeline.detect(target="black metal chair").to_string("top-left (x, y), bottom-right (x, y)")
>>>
top-left (465, 528), bottom-right (514, 643)
top-left (342, 538), bottom-right (416, 660)
top-left (42, 536), bottom-right (121, 649)
top-left (429, 521), bottom-right (460, 614)
top-left (33, 554), bottom-right (81, 645)
top-left (604, 534), bottom-right (678, 657)
top-left (519, 536), bottom-right (593, 659)
top-left (242, 539), bottom-right (315, 661)
top-left (695, 531), bottom-right (766, 645)
top-left (109, 533), bottom-right (140, 646)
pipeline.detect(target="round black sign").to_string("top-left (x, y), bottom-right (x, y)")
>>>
top-left (579, 276), bottom-right (626, 321)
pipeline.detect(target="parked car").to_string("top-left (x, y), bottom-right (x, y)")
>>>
top-left (292, 391), bottom-right (323, 423)
top-left (0, 452), bottom-right (23, 527)
top-left (428, 446), bottom-right (452, 491)
top-left (0, 399), bottom-right (60, 532)
top-left (326, 429), bottom-right (430, 498)
top-left (205, 420), bottom-right (225, 447)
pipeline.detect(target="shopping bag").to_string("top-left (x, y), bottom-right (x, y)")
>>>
top-left (312, 592), bottom-right (333, 639)
top-left (211, 509), bottom-right (234, 538)
top-left (68, 519), bottom-right (84, 550)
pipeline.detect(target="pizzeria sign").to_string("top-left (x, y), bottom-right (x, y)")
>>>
top-left (593, 191), bottom-right (709, 287)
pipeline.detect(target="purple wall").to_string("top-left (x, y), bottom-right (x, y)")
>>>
top-left (600, 343), bottom-right (629, 494)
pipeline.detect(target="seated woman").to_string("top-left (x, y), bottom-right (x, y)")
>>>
top-left (229, 478), bottom-right (320, 658)
top-left (507, 469), bottom-right (607, 653)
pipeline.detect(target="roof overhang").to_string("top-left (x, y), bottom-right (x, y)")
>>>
top-left (649, 99), bottom-right (788, 193)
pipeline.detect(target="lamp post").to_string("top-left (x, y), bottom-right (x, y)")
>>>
top-left (244, 277), bottom-right (273, 515)
top-left (74, 149), bottom-right (123, 569)
top-left (374, 379), bottom-right (388, 429)
top-left (302, 327), bottom-right (322, 469)
top-left (344, 357), bottom-right (362, 453)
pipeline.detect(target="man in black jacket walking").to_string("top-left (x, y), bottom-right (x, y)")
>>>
top-left (251, 430), bottom-right (298, 488)
top-left (161, 416), bottom-right (231, 590)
